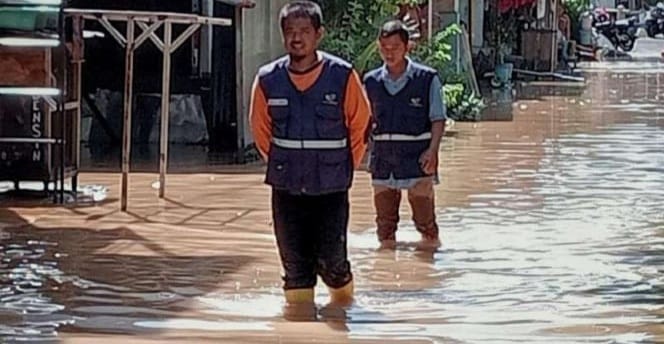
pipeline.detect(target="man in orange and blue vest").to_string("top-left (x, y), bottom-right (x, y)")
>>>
top-left (364, 20), bottom-right (446, 250)
top-left (249, 1), bottom-right (371, 308)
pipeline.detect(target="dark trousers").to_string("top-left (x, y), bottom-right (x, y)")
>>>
top-left (272, 188), bottom-right (353, 290)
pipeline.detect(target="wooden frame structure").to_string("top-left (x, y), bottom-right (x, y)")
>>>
top-left (64, 9), bottom-right (232, 211)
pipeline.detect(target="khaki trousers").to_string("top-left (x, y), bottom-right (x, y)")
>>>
top-left (373, 178), bottom-right (439, 241)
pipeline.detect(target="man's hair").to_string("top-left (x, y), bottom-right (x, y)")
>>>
top-left (379, 20), bottom-right (410, 44)
top-left (279, 1), bottom-right (323, 31)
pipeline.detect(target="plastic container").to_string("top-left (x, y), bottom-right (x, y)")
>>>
top-left (495, 62), bottom-right (513, 84)
top-left (579, 29), bottom-right (593, 45)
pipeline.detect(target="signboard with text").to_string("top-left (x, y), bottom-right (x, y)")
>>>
top-left (0, 95), bottom-right (48, 181)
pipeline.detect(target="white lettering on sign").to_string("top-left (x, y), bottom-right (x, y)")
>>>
top-left (32, 108), bottom-right (41, 138)
top-left (31, 123), bottom-right (42, 137)
top-left (31, 96), bottom-right (42, 162)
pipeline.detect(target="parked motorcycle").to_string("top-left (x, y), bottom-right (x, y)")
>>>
top-left (645, 3), bottom-right (664, 38)
top-left (592, 7), bottom-right (611, 25)
top-left (594, 17), bottom-right (638, 51)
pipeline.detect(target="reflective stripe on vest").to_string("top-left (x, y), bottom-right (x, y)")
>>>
top-left (372, 132), bottom-right (432, 141)
top-left (272, 137), bottom-right (348, 149)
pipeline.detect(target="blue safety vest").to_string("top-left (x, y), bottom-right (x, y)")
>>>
top-left (364, 62), bottom-right (436, 179)
top-left (258, 52), bottom-right (354, 195)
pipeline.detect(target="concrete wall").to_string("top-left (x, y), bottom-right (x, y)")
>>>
top-left (239, 0), bottom-right (288, 146)
top-left (594, 0), bottom-right (616, 8)
top-left (433, 0), bottom-right (484, 51)
top-left (471, 0), bottom-right (484, 50)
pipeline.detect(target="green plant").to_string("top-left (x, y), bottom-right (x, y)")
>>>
top-left (443, 83), bottom-right (464, 109)
top-left (443, 83), bottom-right (485, 121)
top-left (409, 24), bottom-right (485, 121)
top-left (321, 0), bottom-right (430, 72)
top-left (320, 0), bottom-right (406, 70)
top-left (409, 24), bottom-right (462, 78)
top-left (456, 94), bottom-right (484, 121)
top-left (562, 0), bottom-right (590, 20)
top-left (496, 13), bottom-right (517, 64)
top-left (411, 25), bottom-right (485, 121)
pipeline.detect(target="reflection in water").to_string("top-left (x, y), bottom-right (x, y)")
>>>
top-left (1, 68), bottom-right (663, 343)
top-left (0, 213), bottom-right (255, 341)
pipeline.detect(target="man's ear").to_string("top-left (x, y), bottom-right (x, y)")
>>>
top-left (317, 26), bottom-right (326, 43)
top-left (407, 40), bottom-right (417, 52)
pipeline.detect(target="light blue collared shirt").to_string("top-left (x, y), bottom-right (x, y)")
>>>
top-left (370, 58), bottom-right (446, 189)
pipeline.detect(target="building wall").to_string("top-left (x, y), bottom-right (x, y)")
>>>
top-left (471, 0), bottom-right (484, 50)
top-left (433, 0), bottom-right (483, 50)
top-left (239, 0), bottom-right (288, 146)
top-left (594, 0), bottom-right (616, 8)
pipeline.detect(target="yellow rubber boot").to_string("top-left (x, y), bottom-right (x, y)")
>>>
top-left (284, 288), bottom-right (314, 304)
top-left (328, 281), bottom-right (354, 307)
top-left (283, 288), bottom-right (316, 321)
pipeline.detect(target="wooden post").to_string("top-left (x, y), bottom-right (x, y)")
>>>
top-left (469, 0), bottom-right (473, 47)
top-left (235, 7), bottom-right (245, 164)
top-left (551, 0), bottom-right (557, 73)
top-left (121, 19), bottom-right (135, 211)
top-left (461, 26), bottom-right (481, 96)
top-left (158, 21), bottom-right (172, 198)
top-left (45, 47), bottom-right (53, 200)
top-left (72, 15), bottom-right (84, 195)
top-left (427, 0), bottom-right (433, 41)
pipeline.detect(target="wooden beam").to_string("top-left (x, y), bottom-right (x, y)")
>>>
top-left (65, 8), bottom-right (232, 26)
top-left (235, 7), bottom-right (245, 164)
top-left (121, 19), bottom-right (135, 212)
top-left (136, 22), bottom-right (164, 51)
top-left (158, 22), bottom-right (172, 199)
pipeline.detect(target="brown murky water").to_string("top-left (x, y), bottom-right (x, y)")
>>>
top-left (1, 65), bottom-right (663, 343)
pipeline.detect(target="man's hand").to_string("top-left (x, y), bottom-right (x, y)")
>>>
top-left (419, 148), bottom-right (438, 175)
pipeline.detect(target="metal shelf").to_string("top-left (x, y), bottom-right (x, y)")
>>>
top-left (0, 137), bottom-right (62, 144)
top-left (0, 0), bottom-right (74, 203)
top-left (0, 0), bottom-right (62, 5)
top-left (0, 87), bottom-right (61, 96)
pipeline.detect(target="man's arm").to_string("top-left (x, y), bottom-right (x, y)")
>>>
top-left (420, 74), bottom-right (446, 174)
top-left (428, 74), bottom-right (446, 149)
top-left (249, 76), bottom-right (271, 161)
top-left (429, 121), bottom-right (445, 150)
top-left (344, 70), bottom-right (372, 169)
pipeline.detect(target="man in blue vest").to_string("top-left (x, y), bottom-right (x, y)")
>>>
top-left (364, 20), bottom-right (446, 250)
top-left (249, 1), bottom-right (371, 309)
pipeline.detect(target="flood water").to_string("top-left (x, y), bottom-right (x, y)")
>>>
top-left (1, 65), bottom-right (663, 343)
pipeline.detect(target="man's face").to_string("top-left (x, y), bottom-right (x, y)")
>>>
top-left (378, 34), bottom-right (408, 68)
top-left (282, 16), bottom-right (322, 60)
